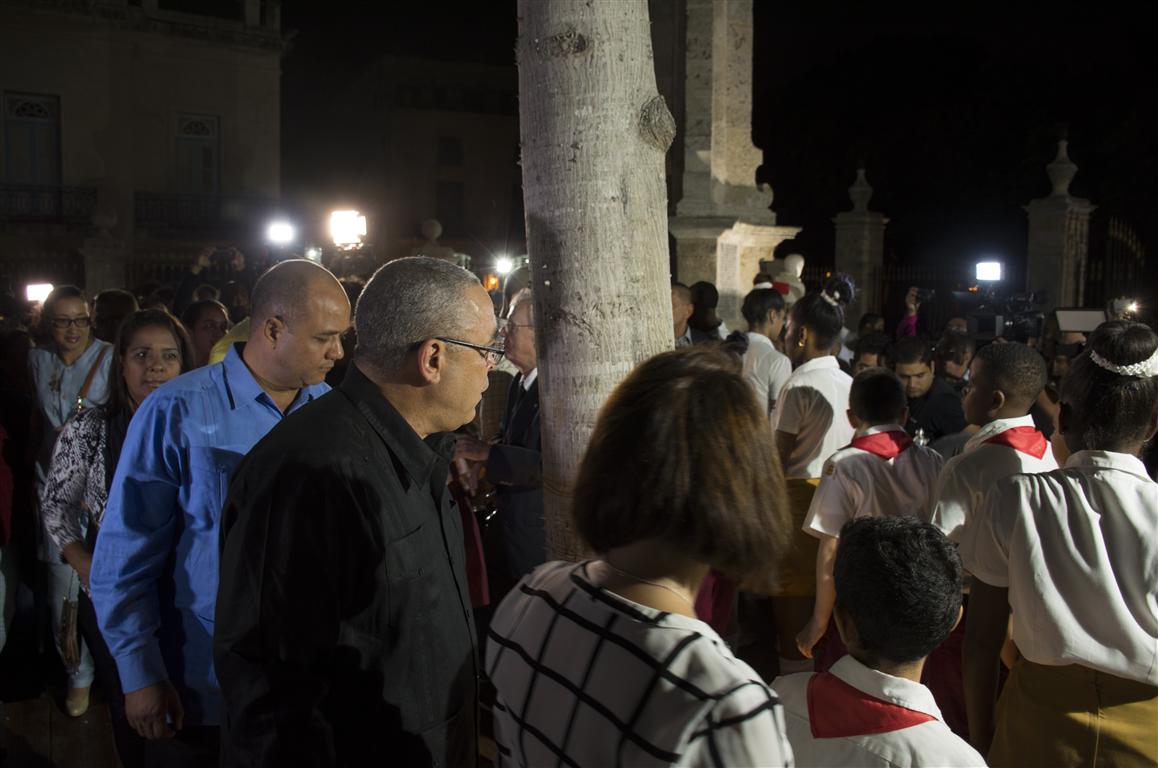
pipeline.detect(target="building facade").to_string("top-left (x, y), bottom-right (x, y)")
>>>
top-left (0, 0), bottom-right (282, 294)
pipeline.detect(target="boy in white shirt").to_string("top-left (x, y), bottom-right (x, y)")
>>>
top-left (931, 341), bottom-right (1057, 539)
top-left (776, 516), bottom-right (986, 768)
top-left (924, 341), bottom-right (1057, 738)
top-left (796, 368), bottom-right (944, 661)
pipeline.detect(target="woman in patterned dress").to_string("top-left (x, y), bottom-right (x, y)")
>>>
top-left (41, 309), bottom-right (192, 767)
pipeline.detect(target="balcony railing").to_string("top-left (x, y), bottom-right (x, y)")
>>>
top-left (134, 192), bottom-right (279, 235)
top-left (0, 184), bottom-right (97, 224)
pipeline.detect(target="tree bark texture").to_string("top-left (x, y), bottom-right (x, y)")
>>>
top-left (517, 0), bottom-right (675, 561)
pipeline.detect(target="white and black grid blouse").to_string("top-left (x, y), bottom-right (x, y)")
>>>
top-left (486, 560), bottom-right (793, 767)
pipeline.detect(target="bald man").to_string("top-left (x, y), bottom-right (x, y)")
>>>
top-left (91, 260), bottom-right (349, 766)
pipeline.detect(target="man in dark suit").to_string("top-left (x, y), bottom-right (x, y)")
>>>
top-left (455, 290), bottom-right (544, 583)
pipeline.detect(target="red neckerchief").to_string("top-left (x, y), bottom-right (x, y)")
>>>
top-left (807, 671), bottom-right (936, 738)
top-left (984, 425), bottom-right (1048, 460)
top-left (772, 281), bottom-right (791, 295)
top-left (850, 430), bottom-right (913, 460)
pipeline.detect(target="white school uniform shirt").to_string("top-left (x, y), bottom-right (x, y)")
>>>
top-left (742, 332), bottom-right (792, 418)
top-left (959, 450), bottom-right (1158, 685)
top-left (775, 655), bottom-right (986, 768)
top-left (803, 425), bottom-right (944, 539)
top-left (771, 356), bottom-right (854, 479)
top-left (930, 414), bottom-right (1058, 540)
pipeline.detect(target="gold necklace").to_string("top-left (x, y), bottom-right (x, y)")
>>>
top-left (600, 560), bottom-right (697, 611)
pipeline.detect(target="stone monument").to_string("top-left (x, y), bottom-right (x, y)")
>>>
top-left (1025, 140), bottom-right (1096, 309)
top-left (833, 168), bottom-right (888, 323)
top-left (409, 218), bottom-right (457, 262)
top-left (668, 0), bottom-right (800, 328)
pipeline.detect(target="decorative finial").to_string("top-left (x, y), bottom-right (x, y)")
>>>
top-left (849, 167), bottom-right (873, 212)
top-left (1046, 140), bottom-right (1077, 197)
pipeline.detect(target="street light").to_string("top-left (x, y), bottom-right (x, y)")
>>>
top-left (329, 210), bottom-right (367, 249)
top-left (266, 220), bottom-right (297, 246)
top-left (26, 283), bottom-right (53, 303)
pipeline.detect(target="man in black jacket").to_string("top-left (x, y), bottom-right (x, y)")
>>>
top-left (215, 256), bottom-right (500, 767)
top-left (892, 336), bottom-right (967, 442)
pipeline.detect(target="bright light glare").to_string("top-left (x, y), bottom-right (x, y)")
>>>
top-left (975, 261), bottom-right (1003, 282)
top-left (305, 247), bottom-right (323, 262)
top-left (495, 256), bottom-right (514, 275)
top-left (26, 283), bottom-right (53, 303)
top-left (329, 210), bottom-right (367, 248)
top-left (266, 220), bottom-right (296, 245)
top-left (1127, 301), bottom-right (1140, 314)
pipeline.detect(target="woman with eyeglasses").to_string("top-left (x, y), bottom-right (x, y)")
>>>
top-left (28, 285), bottom-right (113, 717)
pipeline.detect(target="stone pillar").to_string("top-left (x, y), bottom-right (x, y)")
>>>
top-left (669, 0), bottom-right (801, 300)
top-left (1025, 140), bottom-right (1096, 309)
top-left (833, 168), bottom-right (888, 323)
top-left (674, 0), bottom-right (713, 219)
top-left (716, 222), bottom-right (800, 328)
top-left (708, 0), bottom-right (773, 219)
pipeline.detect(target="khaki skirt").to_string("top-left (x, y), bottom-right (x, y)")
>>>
top-left (742, 478), bottom-right (819, 598)
top-left (989, 659), bottom-right (1158, 768)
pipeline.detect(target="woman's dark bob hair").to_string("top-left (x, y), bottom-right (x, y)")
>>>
top-left (572, 345), bottom-right (791, 582)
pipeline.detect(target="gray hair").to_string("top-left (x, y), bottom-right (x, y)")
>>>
top-left (509, 287), bottom-right (534, 324)
top-left (356, 256), bottom-right (482, 372)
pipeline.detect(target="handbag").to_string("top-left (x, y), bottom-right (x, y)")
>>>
top-left (58, 570), bottom-right (81, 669)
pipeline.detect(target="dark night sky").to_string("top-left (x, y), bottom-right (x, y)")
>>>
top-left (280, 4), bottom-right (1156, 289)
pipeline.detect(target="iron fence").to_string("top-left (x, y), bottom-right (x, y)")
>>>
top-left (0, 184), bottom-right (97, 224)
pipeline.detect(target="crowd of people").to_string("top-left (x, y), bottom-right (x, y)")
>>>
top-left (0, 252), bottom-right (1153, 767)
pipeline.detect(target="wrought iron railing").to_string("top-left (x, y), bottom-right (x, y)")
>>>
top-left (134, 192), bottom-right (279, 234)
top-left (0, 184), bottom-right (97, 223)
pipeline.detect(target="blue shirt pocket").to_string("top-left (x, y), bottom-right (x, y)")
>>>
top-left (183, 446), bottom-right (245, 624)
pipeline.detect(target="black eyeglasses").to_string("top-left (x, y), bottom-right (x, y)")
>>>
top-left (51, 316), bottom-right (91, 329)
top-left (435, 336), bottom-right (505, 366)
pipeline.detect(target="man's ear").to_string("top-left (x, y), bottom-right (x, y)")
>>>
top-left (262, 315), bottom-right (284, 346)
top-left (846, 408), bottom-right (859, 430)
top-left (415, 338), bottom-right (445, 385)
top-left (898, 405), bottom-right (910, 426)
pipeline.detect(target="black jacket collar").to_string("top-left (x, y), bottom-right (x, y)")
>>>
top-left (339, 363), bottom-right (455, 491)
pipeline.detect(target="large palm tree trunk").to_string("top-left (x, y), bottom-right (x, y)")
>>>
top-left (517, 0), bottom-right (675, 560)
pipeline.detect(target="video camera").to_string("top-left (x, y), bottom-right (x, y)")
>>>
top-left (966, 291), bottom-right (1048, 344)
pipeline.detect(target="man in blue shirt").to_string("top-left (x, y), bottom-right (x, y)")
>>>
top-left (91, 259), bottom-right (350, 765)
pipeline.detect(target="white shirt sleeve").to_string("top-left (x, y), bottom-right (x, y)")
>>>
top-left (744, 366), bottom-right (771, 418)
top-left (930, 455), bottom-right (975, 540)
top-left (767, 355), bottom-right (792, 405)
top-left (804, 459), bottom-right (855, 538)
top-left (957, 482), bottom-right (1013, 588)
top-left (773, 384), bottom-right (810, 436)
